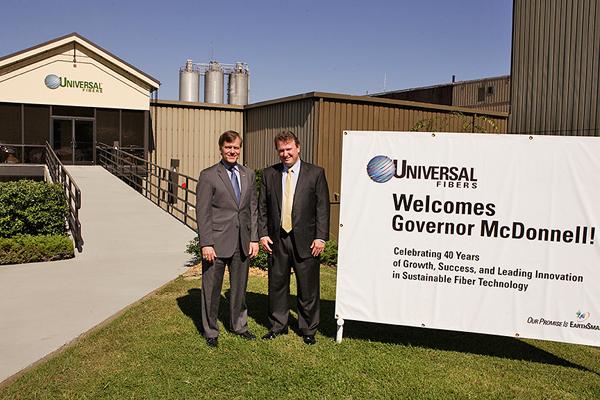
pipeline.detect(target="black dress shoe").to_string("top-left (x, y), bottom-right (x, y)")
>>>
top-left (303, 335), bottom-right (316, 345)
top-left (237, 330), bottom-right (256, 340)
top-left (261, 328), bottom-right (289, 340)
top-left (206, 337), bottom-right (218, 348)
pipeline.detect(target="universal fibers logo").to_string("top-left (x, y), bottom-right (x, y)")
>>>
top-left (366, 155), bottom-right (478, 190)
top-left (44, 74), bottom-right (103, 93)
top-left (366, 155), bottom-right (396, 183)
top-left (44, 74), bottom-right (61, 89)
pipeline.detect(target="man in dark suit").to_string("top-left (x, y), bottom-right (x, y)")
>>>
top-left (196, 130), bottom-right (259, 348)
top-left (259, 131), bottom-right (330, 345)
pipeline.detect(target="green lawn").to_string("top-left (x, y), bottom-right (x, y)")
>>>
top-left (1, 267), bottom-right (599, 399)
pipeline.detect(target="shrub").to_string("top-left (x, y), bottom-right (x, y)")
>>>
top-left (185, 236), bottom-right (270, 270)
top-left (0, 180), bottom-right (68, 238)
top-left (254, 168), bottom-right (263, 196)
top-left (0, 234), bottom-right (74, 265)
top-left (186, 236), bottom-right (201, 260)
top-left (251, 246), bottom-right (269, 270)
top-left (320, 240), bottom-right (338, 267)
top-left (185, 236), bottom-right (338, 269)
top-left (410, 111), bottom-right (500, 133)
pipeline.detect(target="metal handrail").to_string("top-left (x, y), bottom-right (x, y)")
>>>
top-left (96, 143), bottom-right (198, 231)
top-left (45, 142), bottom-right (84, 252)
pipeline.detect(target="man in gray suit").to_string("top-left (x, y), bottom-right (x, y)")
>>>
top-left (259, 131), bottom-right (330, 345)
top-left (196, 130), bottom-right (259, 348)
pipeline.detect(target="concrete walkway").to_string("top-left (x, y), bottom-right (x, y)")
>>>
top-left (0, 166), bottom-right (196, 383)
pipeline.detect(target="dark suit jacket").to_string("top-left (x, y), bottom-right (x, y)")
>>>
top-left (196, 162), bottom-right (258, 258)
top-left (259, 161), bottom-right (330, 259)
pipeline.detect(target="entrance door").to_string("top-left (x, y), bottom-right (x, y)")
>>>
top-left (52, 119), bottom-right (95, 164)
top-left (74, 120), bottom-right (94, 163)
top-left (52, 119), bottom-right (73, 164)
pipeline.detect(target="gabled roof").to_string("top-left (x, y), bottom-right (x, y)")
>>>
top-left (0, 32), bottom-right (160, 90)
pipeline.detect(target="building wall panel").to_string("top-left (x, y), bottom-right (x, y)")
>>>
top-left (150, 101), bottom-right (243, 180)
top-left (375, 76), bottom-right (510, 113)
top-left (509, 0), bottom-right (600, 136)
top-left (244, 98), bottom-right (317, 170)
top-left (452, 76), bottom-right (511, 113)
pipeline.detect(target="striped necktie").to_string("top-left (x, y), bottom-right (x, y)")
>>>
top-left (229, 165), bottom-right (241, 204)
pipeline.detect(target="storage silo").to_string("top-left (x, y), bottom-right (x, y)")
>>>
top-left (204, 61), bottom-right (224, 104)
top-left (179, 59), bottom-right (199, 102)
top-left (227, 62), bottom-right (249, 105)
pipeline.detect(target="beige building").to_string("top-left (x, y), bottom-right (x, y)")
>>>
top-left (0, 33), bottom-right (159, 165)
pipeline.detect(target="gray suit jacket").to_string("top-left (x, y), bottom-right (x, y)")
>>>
top-left (259, 161), bottom-right (330, 259)
top-left (196, 162), bottom-right (258, 258)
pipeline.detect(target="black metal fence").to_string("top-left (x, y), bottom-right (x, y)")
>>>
top-left (96, 143), bottom-right (198, 231)
top-left (44, 142), bottom-right (84, 252)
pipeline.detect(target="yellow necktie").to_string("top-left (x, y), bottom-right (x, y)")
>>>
top-left (282, 168), bottom-right (293, 232)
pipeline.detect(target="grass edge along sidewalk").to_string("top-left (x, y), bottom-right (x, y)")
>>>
top-left (1, 267), bottom-right (599, 399)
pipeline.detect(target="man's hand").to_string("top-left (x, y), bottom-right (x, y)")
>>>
top-left (249, 242), bottom-right (259, 258)
top-left (201, 246), bottom-right (216, 263)
top-left (260, 236), bottom-right (273, 254)
top-left (310, 240), bottom-right (325, 257)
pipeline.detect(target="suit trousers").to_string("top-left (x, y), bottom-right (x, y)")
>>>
top-left (201, 242), bottom-right (249, 339)
top-left (268, 231), bottom-right (320, 335)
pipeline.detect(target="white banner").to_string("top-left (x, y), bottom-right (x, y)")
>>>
top-left (335, 131), bottom-right (600, 347)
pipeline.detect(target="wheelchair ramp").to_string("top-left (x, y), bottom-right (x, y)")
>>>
top-left (0, 166), bottom-right (196, 383)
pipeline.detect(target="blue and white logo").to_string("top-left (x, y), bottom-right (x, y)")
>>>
top-left (44, 74), bottom-right (60, 89)
top-left (366, 155), bottom-right (395, 183)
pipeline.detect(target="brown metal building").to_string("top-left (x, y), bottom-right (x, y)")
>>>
top-left (452, 76), bottom-right (511, 112)
top-left (508, 0), bottom-right (600, 136)
top-left (244, 92), bottom-right (508, 239)
top-left (372, 76), bottom-right (511, 113)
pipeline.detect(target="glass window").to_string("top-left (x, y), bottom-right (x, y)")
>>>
top-left (0, 145), bottom-right (22, 164)
top-left (121, 110), bottom-right (145, 148)
top-left (52, 105), bottom-right (94, 118)
top-left (0, 103), bottom-right (22, 145)
top-left (24, 146), bottom-right (45, 164)
top-left (24, 105), bottom-right (50, 145)
top-left (96, 109), bottom-right (120, 146)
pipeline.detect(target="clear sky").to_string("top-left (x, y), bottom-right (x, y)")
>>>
top-left (0, 0), bottom-right (512, 103)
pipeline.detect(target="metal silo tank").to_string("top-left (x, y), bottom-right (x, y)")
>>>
top-left (228, 62), bottom-right (249, 105)
top-left (204, 61), bottom-right (224, 103)
top-left (179, 60), bottom-right (199, 102)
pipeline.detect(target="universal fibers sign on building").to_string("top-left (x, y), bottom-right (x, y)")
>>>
top-left (335, 131), bottom-right (600, 346)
